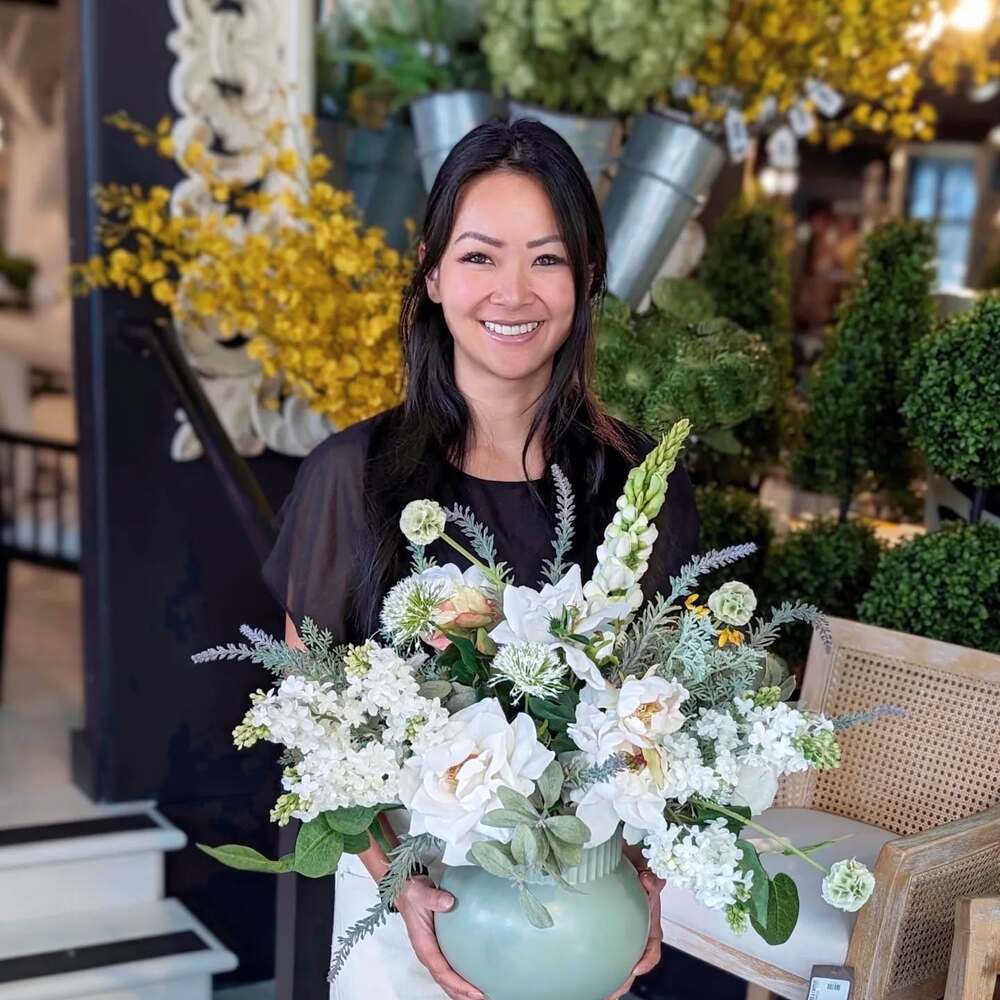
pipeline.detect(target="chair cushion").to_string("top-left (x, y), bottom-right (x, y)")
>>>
top-left (660, 807), bottom-right (895, 979)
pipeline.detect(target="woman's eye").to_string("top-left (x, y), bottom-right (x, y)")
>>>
top-left (460, 252), bottom-right (492, 264)
top-left (535, 254), bottom-right (566, 266)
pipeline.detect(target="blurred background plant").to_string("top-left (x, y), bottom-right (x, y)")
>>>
top-left (70, 112), bottom-right (411, 428)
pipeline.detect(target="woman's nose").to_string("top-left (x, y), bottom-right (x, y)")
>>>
top-left (489, 262), bottom-right (533, 308)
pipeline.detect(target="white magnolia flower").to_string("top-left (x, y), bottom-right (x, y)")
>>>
top-left (489, 564), bottom-right (631, 690)
top-left (821, 859), bottom-right (876, 912)
top-left (489, 641), bottom-right (567, 702)
top-left (707, 582), bottom-right (757, 627)
top-left (399, 499), bottom-right (447, 545)
top-left (615, 677), bottom-right (689, 748)
top-left (571, 762), bottom-right (669, 847)
top-left (397, 698), bottom-right (554, 865)
top-left (730, 760), bottom-right (780, 815)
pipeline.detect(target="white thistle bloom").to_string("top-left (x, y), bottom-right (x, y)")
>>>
top-left (399, 499), bottom-right (447, 545)
top-left (489, 641), bottom-right (567, 702)
top-left (380, 575), bottom-right (447, 645)
top-left (642, 819), bottom-right (752, 909)
top-left (821, 859), bottom-right (876, 912)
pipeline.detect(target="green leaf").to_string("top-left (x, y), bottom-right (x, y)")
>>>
top-left (551, 732), bottom-right (577, 753)
top-left (418, 680), bottom-right (453, 700)
top-left (469, 840), bottom-right (518, 880)
top-left (497, 786), bottom-right (540, 819)
top-left (527, 690), bottom-right (579, 732)
top-left (323, 806), bottom-right (377, 836)
top-left (543, 815), bottom-right (590, 845)
top-left (543, 829), bottom-right (582, 868)
top-left (737, 840), bottom-right (771, 927)
top-left (368, 817), bottom-right (392, 854)
top-left (293, 817), bottom-right (344, 878)
top-left (342, 831), bottom-right (372, 854)
top-left (518, 887), bottom-right (554, 929)
top-left (448, 634), bottom-right (482, 682)
top-left (511, 825), bottom-right (541, 868)
top-left (196, 842), bottom-right (293, 874)
top-left (750, 873), bottom-right (800, 945)
top-left (695, 801), bottom-right (750, 836)
top-left (482, 808), bottom-right (531, 830)
top-left (779, 835), bottom-right (851, 857)
top-left (537, 760), bottom-right (564, 811)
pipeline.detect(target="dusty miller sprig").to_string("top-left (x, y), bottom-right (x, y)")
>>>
top-left (408, 541), bottom-right (437, 574)
top-left (446, 503), bottom-right (514, 585)
top-left (328, 833), bottom-right (443, 982)
top-left (664, 544), bottom-right (759, 606)
top-left (564, 753), bottom-right (630, 790)
top-left (749, 602), bottom-right (833, 654)
top-left (539, 463), bottom-right (576, 587)
top-left (618, 593), bottom-right (680, 676)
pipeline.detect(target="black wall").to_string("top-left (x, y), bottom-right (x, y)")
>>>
top-left (64, 0), bottom-right (305, 984)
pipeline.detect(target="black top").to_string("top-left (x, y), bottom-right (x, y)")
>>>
top-left (261, 408), bottom-right (700, 645)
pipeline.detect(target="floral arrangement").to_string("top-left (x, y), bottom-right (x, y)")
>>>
top-left (196, 419), bottom-right (879, 975)
top-left (70, 113), bottom-right (410, 428)
top-left (480, 0), bottom-right (729, 115)
top-left (672, 0), bottom-right (999, 153)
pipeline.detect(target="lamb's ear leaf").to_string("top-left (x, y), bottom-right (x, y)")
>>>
top-left (469, 840), bottom-right (518, 880)
top-left (197, 843), bottom-right (293, 874)
top-left (497, 786), bottom-right (540, 819)
top-left (543, 815), bottom-right (590, 845)
top-left (518, 887), bottom-right (554, 929)
top-left (537, 760), bottom-right (564, 811)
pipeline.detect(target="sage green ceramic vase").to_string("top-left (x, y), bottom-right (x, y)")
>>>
top-left (435, 833), bottom-right (649, 1000)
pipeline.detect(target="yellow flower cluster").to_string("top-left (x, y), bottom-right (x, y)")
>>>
top-left (72, 114), bottom-right (412, 428)
top-left (681, 0), bottom-right (999, 148)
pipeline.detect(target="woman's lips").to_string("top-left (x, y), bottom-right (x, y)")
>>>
top-left (479, 319), bottom-right (545, 344)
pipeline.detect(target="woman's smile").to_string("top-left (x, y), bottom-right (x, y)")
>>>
top-left (479, 319), bottom-right (546, 344)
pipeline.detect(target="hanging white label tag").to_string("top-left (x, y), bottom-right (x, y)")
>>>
top-left (805, 78), bottom-right (845, 117)
top-left (808, 965), bottom-right (854, 999)
top-left (757, 95), bottom-right (778, 123)
top-left (766, 125), bottom-right (799, 169)
top-left (724, 108), bottom-right (749, 162)
top-left (672, 77), bottom-right (697, 99)
top-left (788, 101), bottom-right (816, 136)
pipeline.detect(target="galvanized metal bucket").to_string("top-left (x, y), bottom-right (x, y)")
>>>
top-left (603, 112), bottom-right (725, 308)
top-left (410, 90), bottom-right (508, 191)
top-left (509, 100), bottom-right (623, 200)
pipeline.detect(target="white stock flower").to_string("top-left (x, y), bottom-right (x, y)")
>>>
top-left (489, 564), bottom-right (630, 690)
top-left (397, 698), bottom-right (554, 865)
top-left (399, 499), bottom-right (447, 545)
top-left (821, 859), bottom-right (875, 912)
top-left (707, 582), bottom-right (757, 627)
top-left (615, 677), bottom-right (689, 748)
top-left (489, 641), bottom-right (567, 702)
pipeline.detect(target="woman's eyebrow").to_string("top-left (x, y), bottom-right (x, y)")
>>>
top-left (454, 231), bottom-right (564, 248)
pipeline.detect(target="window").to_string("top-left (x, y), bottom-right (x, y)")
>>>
top-left (906, 153), bottom-right (978, 290)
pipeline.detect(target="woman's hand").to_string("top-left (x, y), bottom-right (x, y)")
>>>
top-left (604, 868), bottom-right (666, 1000)
top-left (396, 875), bottom-right (485, 1000)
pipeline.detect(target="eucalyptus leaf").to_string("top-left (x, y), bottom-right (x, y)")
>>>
top-left (293, 817), bottom-right (344, 878)
top-left (543, 815), bottom-right (590, 845)
top-left (446, 682), bottom-right (478, 713)
top-left (482, 808), bottom-right (530, 830)
top-left (537, 760), bottom-right (564, 811)
top-left (323, 806), bottom-right (377, 836)
top-left (511, 824), bottom-right (541, 868)
top-left (497, 786), bottom-right (539, 819)
top-left (469, 840), bottom-right (518, 880)
top-left (518, 887), bottom-right (554, 929)
top-left (737, 840), bottom-right (771, 927)
top-left (196, 842), bottom-right (294, 874)
top-left (418, 680), bottom-right (453, 700)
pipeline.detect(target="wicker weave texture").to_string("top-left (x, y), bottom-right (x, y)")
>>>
top-left (888, 844), bottom-right (1000, 990)
top-left (802, 645), bottom-right (1000, 836)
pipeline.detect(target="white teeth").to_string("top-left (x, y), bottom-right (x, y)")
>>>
top-left (483, 320), bottom-right (541, 336)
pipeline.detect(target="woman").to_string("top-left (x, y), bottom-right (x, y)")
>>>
top-left (262, 117), bottom-right (700, 1000)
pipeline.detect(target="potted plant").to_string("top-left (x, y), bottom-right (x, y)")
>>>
top-left (792, 220), bottom-right (936, 521)
top-left (326, 0), bottom-right (502, 191)
top-left (902, 293), bottom-right (1000, 526)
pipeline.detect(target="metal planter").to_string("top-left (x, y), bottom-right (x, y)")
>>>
top-left (603, 112), bottom-right (725, 309)
top-left (509, 100), bottom-right (623, 200)
top-left (410, 90), bottom-right (508, 192)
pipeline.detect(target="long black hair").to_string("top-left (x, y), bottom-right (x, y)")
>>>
top-left (352, 116), bottom-right (642, 638)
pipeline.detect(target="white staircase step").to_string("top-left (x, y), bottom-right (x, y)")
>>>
top-left (0, 898), bottom-right (238, 1000)
top-left (0, 809), bottom-right (186, 922)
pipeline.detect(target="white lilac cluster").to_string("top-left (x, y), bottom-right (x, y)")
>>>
top-left (641, 818), bottom-right (752, 909)
top-left (235, 644), bottom-right (448, 824)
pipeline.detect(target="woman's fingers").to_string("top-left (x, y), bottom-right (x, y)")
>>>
top-left (631, 932), bottom-right (663, 976)
top-left (405, 911), bottom-right (484, 1000)
top-left (604, 978), bottom-right (635, 1000)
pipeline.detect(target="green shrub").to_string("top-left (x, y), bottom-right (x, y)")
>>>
top-left (902, 294), bottom-right (1000, 501)
top-left (792, 220), bottom-right (935, 515)
top-left (763, 518), bottom-right (886, 668)
top-left (698, 197), bottom-right (796, 465)
top-left (858, 522), bottom-right (1000, 653)
top-left (650, 277), bottom-right (716, 324)
top-left (695, 486), bottom-right (773, 596)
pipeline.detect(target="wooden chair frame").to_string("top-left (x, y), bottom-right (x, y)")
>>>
top-left (944, 896), bottom-right (1000, 1000)
top-left (661, 617), bottom-right (1000, 1000)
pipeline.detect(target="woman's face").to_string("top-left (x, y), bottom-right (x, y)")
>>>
top-left (424, 170), bottom-right (577, 383)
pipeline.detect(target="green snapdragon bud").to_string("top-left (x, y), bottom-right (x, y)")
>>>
top-left (623, 419), bottom-right (691, 517)
top-left (796, 729), bottom-right (842, 770)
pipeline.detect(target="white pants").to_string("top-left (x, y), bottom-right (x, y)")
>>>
top-left (330, 849), bottom-right (449, 1000)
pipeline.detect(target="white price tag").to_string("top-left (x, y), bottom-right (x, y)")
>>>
top-left (805, 78), bottom-right (845, 117)
top-left (788, 101), bottom-right (817, 137)
top-left (724, 108), bottom-right (749, 162)
top-left (808, 978), bottom-right (850, 998)
top-left (766, 125), bottom-right (799, 169)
